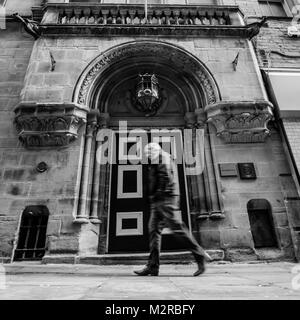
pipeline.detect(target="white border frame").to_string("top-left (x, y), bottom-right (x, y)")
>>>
top-left (117, 165), bottom-right (143, 198)
top-left (116, 211), bottom-right (143, 236)
top-left (119, 136), bottom-right (142, 161)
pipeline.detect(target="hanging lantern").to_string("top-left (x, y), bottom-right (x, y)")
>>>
top-left (135, 73), bottom-right (161, 116)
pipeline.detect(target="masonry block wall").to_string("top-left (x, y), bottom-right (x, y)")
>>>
top-left (21, 37), bottom-right (264, 104)
top-left (0, 0), bottom-right (298, 261)
top-left (0, 22), bottom-right (34, 260)
top-left (16, 34), bottom-right (294, 259)
top-left (253, 14), bottom-right (300, 260)
top-left (206, 124), bottom-right (294, 259)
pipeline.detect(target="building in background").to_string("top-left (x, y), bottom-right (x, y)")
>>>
top-left (0, 0), bottom-right (299, 264)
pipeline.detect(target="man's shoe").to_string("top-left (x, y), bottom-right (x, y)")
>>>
top-left (134, 266), bottom-right (159, 276)
top-left (193, 257), bottom-right (206, 276)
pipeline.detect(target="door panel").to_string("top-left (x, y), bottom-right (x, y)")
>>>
top-left (108, 130), bottom-right (190, 253)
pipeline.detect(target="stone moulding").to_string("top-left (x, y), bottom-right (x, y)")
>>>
top-left (14, 103), bottom-right (88, 148)
top-left (205, 100), bottom-right (274, 143)
top-left (74, 41), bottom-right (219, 107)
top-left (31, 4), bottom-right (263, 38)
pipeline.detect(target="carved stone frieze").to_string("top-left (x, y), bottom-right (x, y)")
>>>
top-left (205, 101), bottom-right (274, 143)
top-left (14, 103), bottom-right (88, 148)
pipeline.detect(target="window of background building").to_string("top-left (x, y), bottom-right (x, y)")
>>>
top-left (258, 0), bottom-right (287, 17)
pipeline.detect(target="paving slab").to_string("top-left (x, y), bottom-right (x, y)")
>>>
top-left (0, 262), bottom-right (299, 300)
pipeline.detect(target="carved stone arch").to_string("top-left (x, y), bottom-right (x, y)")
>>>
top-left (73, 40), bottom-right (221, 111)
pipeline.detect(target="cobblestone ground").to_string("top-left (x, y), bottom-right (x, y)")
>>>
top-left (0, 261), bottom-right (299, 300)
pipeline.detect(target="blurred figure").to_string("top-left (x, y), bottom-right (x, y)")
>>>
top-left (134, 143), bottom-right (211, 277)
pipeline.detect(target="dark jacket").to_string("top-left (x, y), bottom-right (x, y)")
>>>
top-left (148, 152), bottom-right (180, 202)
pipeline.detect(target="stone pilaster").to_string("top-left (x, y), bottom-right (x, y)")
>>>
top-left (74, 110), bottom-right (99, 224)
top-left (89, 113), bottom-right (110, 224)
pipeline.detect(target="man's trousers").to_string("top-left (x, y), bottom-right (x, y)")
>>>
top-left (147, 196), bottom-right (207, 270)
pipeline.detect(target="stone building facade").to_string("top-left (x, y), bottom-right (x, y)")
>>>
top-left (0, 0), bottom-right (299, 263)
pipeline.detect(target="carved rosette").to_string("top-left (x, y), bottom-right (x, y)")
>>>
top-left (205, 101), bottom-right (274, 143)
top-left (14, 103), bottom-right (88, 148)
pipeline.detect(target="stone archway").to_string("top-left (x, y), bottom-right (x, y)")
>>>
top-left (72, 40), bottom-right (224, 254)
top-left (73, 40), bottom-right (221, 110)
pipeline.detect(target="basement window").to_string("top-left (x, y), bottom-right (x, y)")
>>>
top-left (14, 206), bottom-right (49, 261)
top-left (258, 0), bottom-right (288, 17)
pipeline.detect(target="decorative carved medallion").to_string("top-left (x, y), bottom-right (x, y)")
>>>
top-left (205, 101), bottom-right (274, 143)
top-left (14, 103), bottom-right (88, 148)
top-left (75, 41), bottom-right (219, 108)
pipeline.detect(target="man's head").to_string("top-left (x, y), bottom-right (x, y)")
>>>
top-left (144, 142), bottom-right (161, 161)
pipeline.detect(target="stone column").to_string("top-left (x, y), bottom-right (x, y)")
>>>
top-left (184, 112), bottom-right (209, 219)
top-left (194, 110), bottom-right (210, 219)
top-left (89, 113), bottom-right (110, 224)
top-left (74, 110), bottom-right (99, 224)
top-left (196, 108), bottom-right (225, 219)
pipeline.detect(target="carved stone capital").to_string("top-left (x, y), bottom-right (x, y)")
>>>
top-left (194, 109), bottom-right (207, 128)
top-left (14, 102), bottom-right (88, 148)
top-left (184, 112), bottom-right (197, 128)
top-left (99, 113), bottom-right (110, 129)
top-left (86, 109), bottom-right (100, 136)
top-left (205, 100), bottom-right (274, 143)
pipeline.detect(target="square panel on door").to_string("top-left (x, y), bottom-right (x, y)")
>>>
top-left (119, 136), bottom-right (143, 162)
top-left (117, 165), bottom-right (143, 199)
top-left (116, 211), bottom-right (143, 236)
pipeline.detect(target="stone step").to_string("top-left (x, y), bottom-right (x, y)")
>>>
top-left (42, 250), bottom-right (225, 265)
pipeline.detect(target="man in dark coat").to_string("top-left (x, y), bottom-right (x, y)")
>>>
top-left (134, 142), bottom-right (211, 277)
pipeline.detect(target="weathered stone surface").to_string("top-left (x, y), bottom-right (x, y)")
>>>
top-left (206, 100), bottom-right (274, 143)
top-left (225, 248), bottom-right (258, 262)
top-left (48, 235), bottom-right (79, 254)
top-left (14, 102), bottom-right (88, 148)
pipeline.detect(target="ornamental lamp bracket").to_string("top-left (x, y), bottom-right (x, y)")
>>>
top-left (134, 73), bottom-right (162, 117)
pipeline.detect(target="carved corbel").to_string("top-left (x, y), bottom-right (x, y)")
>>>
top-left (14, 103), bottom-right (88, 148)
top-left (205, 100), bottom-right (274, 143)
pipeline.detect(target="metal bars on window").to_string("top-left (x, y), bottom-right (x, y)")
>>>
top-left (14, 207), bottom-right (49, 261)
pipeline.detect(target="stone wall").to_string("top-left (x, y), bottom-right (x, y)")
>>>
top-left (255, 19), bottom-right (300, 69)
top-left (21, 36), bottom-right (265, 104)
top-left (0, 23), bottom-right (87, 260)
top-left (0, 0), bottom-right (298, 261)
top-left (252, 16), bottom-right (300, 260)
top-left (17, 34), bottom-right (294, 259)
top-left (0, 22), bottom-right (34, 260)
top-left (202, 124), bottom-right (294, 259)
top-left (5, 0), bottom-right (44, 16)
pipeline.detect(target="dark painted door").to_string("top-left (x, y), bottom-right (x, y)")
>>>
top-left (108, 130), bottom-right (190, 253)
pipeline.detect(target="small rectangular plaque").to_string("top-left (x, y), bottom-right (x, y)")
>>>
top-left (238, 163), bottom-right (256, 179)
top-left (218, 163), bottom-right (237, 177)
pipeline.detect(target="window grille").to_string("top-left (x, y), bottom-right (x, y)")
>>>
top-left (14, 206), bottom-right (49, 261)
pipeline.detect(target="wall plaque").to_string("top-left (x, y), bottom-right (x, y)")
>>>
top-left (238, 163), bottom-right (256, 179)
top-left (218, 163), bottom-right (238, 177)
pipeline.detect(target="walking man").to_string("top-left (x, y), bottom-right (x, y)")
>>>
top-left (134, 142), bottom-right (211, 277)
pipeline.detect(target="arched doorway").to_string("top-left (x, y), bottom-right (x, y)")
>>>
top-left (72, 40), bottom-right (223, 254)
top-left (14, 206), bottom-right (49, 261)
top-left (247, 199), bottom-right (278, 248)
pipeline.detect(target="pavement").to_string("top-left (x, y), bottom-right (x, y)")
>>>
top-left (0, 261), bottom-right (300, 300)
